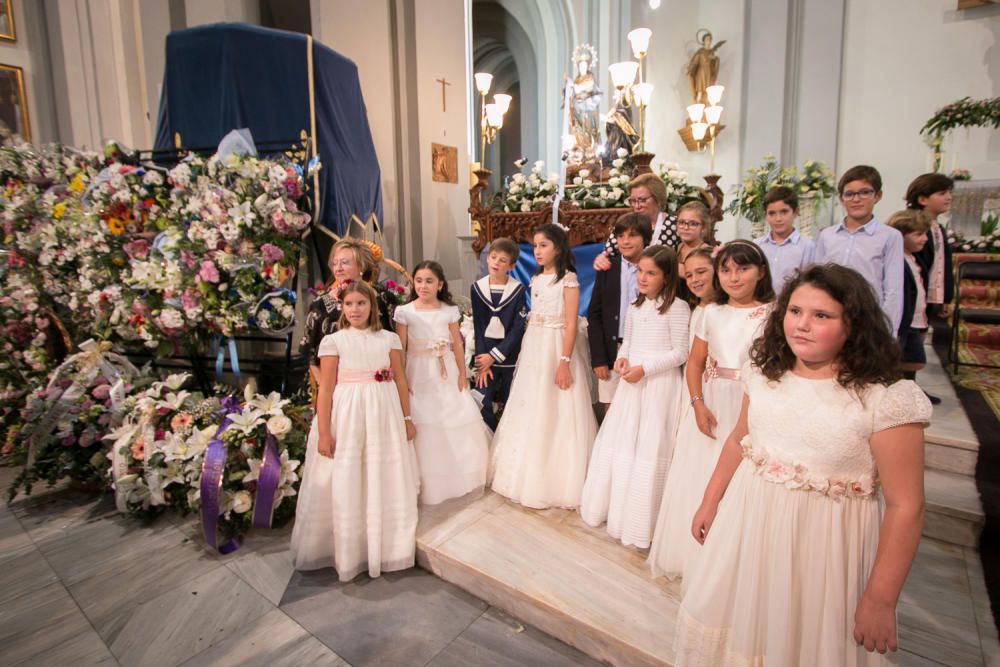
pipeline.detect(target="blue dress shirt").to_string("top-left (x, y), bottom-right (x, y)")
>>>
top-left (754, 228), bottom-right (817, 296)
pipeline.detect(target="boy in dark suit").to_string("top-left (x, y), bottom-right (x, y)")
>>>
top-left (472, 238), bottom-right (528, 429)
top-left (587, 213), bottom-right (653, 416)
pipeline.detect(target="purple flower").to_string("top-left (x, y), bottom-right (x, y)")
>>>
top-left (199, 260), bottom-right (220, 283)
top-left (260, 243), bottom-right (284, 263)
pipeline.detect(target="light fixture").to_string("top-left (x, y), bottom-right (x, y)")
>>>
top-left (485, 103), bottom-right (504, 129)
top-left (691, 122), bottom-right (708, 141)
top-left (704, 105), bottom-right (723, 125)
top-left (493, 93), bottom-right (512, 114)
top-left (632, 83), bottom-right (653, 152)
top-left (706, 85), bottom-right (725, 106)
top-left (649, 0), bottom-right (661, 8)
top-left (627, 28), bottom-right (651, 59)
top-left (474, 72), bottom-right (493, 95)
top-left (608, 61), bottom-right (639, 90)
top-left (686, 103), bottom-right (705, 123)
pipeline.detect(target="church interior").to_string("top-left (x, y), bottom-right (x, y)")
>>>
top-left (1, 0), bottom-right (999, 665)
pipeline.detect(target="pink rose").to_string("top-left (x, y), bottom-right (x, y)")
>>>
top-left (198, 260), bottom-right (220, 283)
top-left (260, 243), bottom-right (284, 263)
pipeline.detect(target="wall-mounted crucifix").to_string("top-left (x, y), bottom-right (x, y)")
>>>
top-left (436, 77), bottom-right (451, 112)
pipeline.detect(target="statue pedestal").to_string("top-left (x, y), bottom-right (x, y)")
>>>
top-left (631, 151), bottom-right (655, 177)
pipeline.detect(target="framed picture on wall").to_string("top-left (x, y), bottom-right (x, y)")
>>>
top-left (0, 0), bottom-right (14, 41)
top-left (0, 65), bottom-right (29, 141)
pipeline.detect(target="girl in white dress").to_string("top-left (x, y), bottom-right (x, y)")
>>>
top-left (649, 240), bottom-right (775, 580)
top-left (394, 261), bottom-right (490, 505)
top-left (291, 281), bottom-right (420, 580)
top-left (491, 223), bottom-right (598, 509)
top-left (580, 245), bottom-right (690, 548)
top-left (677, 264), bottom-right (931, 666)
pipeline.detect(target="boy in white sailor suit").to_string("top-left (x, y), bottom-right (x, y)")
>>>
top-left (471, 238), bottom-right (528, 430)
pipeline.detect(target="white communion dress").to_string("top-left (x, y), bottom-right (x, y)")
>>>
top-left (675, 366), bottom-right (932, 666)
top-left (490, 271), bottom-right (598, 509)
top-left (579, 296), bottom-right (690, 548)
top-left (290, 328), bottom-right (420, 581)
top-left (393, 302), bottom-right (490, 505)
top-left (648, 302), bottom-right (770, 579)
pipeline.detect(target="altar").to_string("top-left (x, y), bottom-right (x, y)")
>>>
top-left (950, 179), bottom-right (1000, 238)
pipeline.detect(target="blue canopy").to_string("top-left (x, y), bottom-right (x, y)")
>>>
top-left (154, 23), bottom-right (382, 237)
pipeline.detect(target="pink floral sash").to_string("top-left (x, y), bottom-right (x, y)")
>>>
top-left (740, 437), bottom-right (877, 500)
top-left (407, 336), bottom-right (451, 379)
top-left (704, 356), bottom-right (741, 383)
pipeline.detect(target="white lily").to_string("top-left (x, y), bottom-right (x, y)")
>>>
top-left (249, 390), bottom-right (289, 416)
top-left (226, 409), bottom-right (264, 435)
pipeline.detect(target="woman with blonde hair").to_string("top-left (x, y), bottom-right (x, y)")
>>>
top-left (300, 238), bottom-right (399, 384)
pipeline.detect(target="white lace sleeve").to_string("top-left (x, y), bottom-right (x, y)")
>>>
top-left (873, 380), bottom-right (932, 432)
top-left (562, 271), bottom-right (580, 289)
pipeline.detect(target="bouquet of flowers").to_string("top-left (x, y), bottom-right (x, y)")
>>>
top-left (727, 156), bottom-right (836, 237)
top-left (946, 220), bottom-right (1000, 254)
top-left (951, 168), bottom-right (971, 181)
top-left (503, 160), bottom-right (560, 212)
top-left (250, 289), bottom-right (298, 336)
top-left (655, 161), bottom-right (706, 211)
top-left (5, 340), bottom-right (142, 499)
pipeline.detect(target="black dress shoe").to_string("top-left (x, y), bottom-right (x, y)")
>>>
top-left (923, 391), bottom-right (942, 405)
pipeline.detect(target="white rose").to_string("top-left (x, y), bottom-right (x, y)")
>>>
top-left (617, 148), bottom-right (629, 158)
top-left (508, 184), bottom-right (520, 195)
top-left (159, 308), bottom-right (184, 329)
top-left (608, 177), bottom-right (620, 188)
top-left (612, 159), bottom-right (624, 169)
top-left (232, 490), bottom-right (253, 514)
top-left (520, 201), bottom-right (531, 212)
top-left (533, 160), bottom-right (545, 171)
top-left (583, 179), bottom-right (593, 187)
top-left (513, 173), bottom-right (525, 184)
top-left (579, 169), bottom-right (590, 178)
top-left (266, 414), bottom-right (293, 439)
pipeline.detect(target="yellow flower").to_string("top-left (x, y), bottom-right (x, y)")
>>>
top-left (52, 202), bottom-right (67, 219)
top-left (107, 217), bottom-right (126, 235)
top-left (69, 174), bottom-right (86, 194)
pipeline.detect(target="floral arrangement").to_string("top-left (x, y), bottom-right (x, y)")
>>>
top-left (946, 220), bottom-right (1000, 254)
top-left (726, 155), bottom-right (836, 236)
top-left (108, 376), bottom-right (307, 544)
top-left (503, 160), bottom-right (560, 212)
top-left (567, 149), bottom-right (630, 209)
top-left (951, 168), bottom-right (971, 182)
top-left (378, 278), bottom-right (409, 305)
top-left (251, 289), bottom-right (297, 336)
top-left (921, 97), bottom-right (1000, 172)
top-left (4, 341), bottom-right (142, 499)
top-left (655, 161), bottom-right (707, 211)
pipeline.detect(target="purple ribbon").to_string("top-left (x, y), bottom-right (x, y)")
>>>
top-left (199, 416), bottom-right (241, 554)
top-left (251, 432), bottom-right (281, 529)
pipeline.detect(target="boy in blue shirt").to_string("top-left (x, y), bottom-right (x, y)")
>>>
top-left (754, 185), bottom-right (816, 296)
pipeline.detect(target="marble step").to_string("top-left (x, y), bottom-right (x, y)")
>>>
top-left (416, 492), bottom-right (680, 667)
top-left (924, 437), bottom-right (978, 477)
top-left (923, 468), bottom-right (984, 548)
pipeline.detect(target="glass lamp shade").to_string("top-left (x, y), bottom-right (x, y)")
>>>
top-left (691, 122), bottom-right (709, 141)
top-left (493, 93), bottom-right (512, 114)
top-left (627, 28), bottom-right (652, 57)
top-left (686, 103), bottom-right (705, 123)
top-left (608, 61), bottom-right (639, 89)
top-left (632, 82), bottom-right (653, 107)
top-left (704, 104), bottom-right (723, 125)
top-left (649, 0), bottom-right (662, 8)
top-left (485, 103), bottom-right (504, 128)
top-left (706, 84), bottom-right (725, 106)
top-left (474, 72), bottom-right (493, 94)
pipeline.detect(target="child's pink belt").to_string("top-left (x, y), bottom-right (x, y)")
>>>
top-left (338, 369), bottom-right (392, 384)
top-left (704, 356), bottom-right (741, 382)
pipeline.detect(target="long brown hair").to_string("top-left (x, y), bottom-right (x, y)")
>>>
top-left (407, 260), bottom-right (455, 305)
top-left (750, 264), bottom-right (900, 391)
top-left (633, 245), bottom-right (680, 314)
top-left (335, 281), bottom-right (383, 331)
top-left (712, 240), bottom-right (775, 305)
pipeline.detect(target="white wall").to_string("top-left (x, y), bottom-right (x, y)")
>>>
top-left (838, 0), bottom-right (1000, 216)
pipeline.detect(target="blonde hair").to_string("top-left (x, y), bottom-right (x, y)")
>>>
top-left (628, 173), bottom-right (667, 210)
top-left (676, 200), bottom-right (711, 242)
top-left (329, 238), bottom-right (377, 282)
top-left (885, 209), bottom-right (931, 236)
top-left (335, 281), bottom-right (382, 331)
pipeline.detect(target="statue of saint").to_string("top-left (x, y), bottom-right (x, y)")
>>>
top-left (603, 101), bottom-right (638, 166)
top-left (565, 44), bottom-right (602, 167)
top-left (686, 29), bottom-right (726, 105)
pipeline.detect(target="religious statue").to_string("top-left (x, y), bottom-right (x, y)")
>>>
top-left (602, 101), bottom-right (638, 166)
top-left (565, 44), bottom-right (602, 167)
top-left (686, 29), bottom-right (726, 105)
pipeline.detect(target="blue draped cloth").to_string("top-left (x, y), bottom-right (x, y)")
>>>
top-left (511, 242), bottom-right (602, 316)
top-left (153, 23), bottom-right (381, 237)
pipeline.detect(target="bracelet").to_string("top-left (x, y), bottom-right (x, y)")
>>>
top-left (558, 355), bottom-right (571, 363)
top-left (690, 395), bottom-right (704, 405)
top-left (403, 416), bottom-right (413, 422)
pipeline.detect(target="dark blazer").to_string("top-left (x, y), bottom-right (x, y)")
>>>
top-left (587, 256), bottom-right (624, 370)
top-left (471, 277), bottom-right (527, 368)
top-left (900, 257), bottom-right (917, 336)
top-left (914, 224), bottom-right (954, 304)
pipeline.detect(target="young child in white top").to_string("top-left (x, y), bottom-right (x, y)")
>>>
top-left (291, 281), bottom-right (420, 580)
top-left (580, 245), bottom-right (690, 548)
top-left (394, 261), bottom-right (490, 505)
